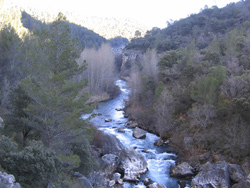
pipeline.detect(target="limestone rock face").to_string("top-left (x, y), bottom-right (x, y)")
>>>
top-left (0, 171), bottom-right (21, 188)
top-left (170, 162), bottom-right (194, 179)
top-left (191, 161), bottom-right (230, 188)
top-left (133, 127), bottom-right (146, 139)
top-left (118, 147), bottom-right (147, 183)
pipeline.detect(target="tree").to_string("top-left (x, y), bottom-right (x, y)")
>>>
top-left (154, 90), bottom-right (175, 135)
top-left (3, 85), bottom-right (32, 145)
top-left (21, 13), bottom-right (91, 149)
top-left (0, 25), bottom-right (21, 108)
top-left (141, 49), bottom-right (158, 82)
top-left (188, 103), bottom-right (216, 131)
top-left (135, 30), bottom-right (141, 38)
top-left (78, 43), bottom-right (116, 95)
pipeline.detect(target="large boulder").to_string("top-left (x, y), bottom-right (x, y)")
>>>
top-left (229, 164), bottom-right (245, 183)
top-left (99, 154), bottom-right (120, 178)
top-left (191, 161), bottom-right (230, 188)
top-left (118, 147), bottom-right (148, 183)
top-left (101, 134), bottom-right (124, 155)
top-left (0, 171), bottom-right (21, 188)
top-left (133, 127), bottom-right (146, 139)
top-left (170, 162), bottom-right (194, 179)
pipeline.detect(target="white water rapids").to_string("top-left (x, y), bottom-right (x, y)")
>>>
top-left (82, 80), bottom-right (190, 188)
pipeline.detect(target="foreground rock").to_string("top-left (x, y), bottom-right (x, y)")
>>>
top-left (118, 147), bottom-right (148, 183)
top-left (170, 162), bottom-right (194, 179)
top-left (0, 171), bottom-right (21, 188)
top-left (191, 161), bottom-right (230, 188)
top-left (133, 127), bottom-right (146, 139)
top-left (100, 154), bottom-right (120, 177)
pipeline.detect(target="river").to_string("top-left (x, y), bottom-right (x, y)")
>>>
top-left (84, 80), bottom-right (190, 188)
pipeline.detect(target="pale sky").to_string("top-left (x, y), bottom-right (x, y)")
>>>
top-left (9, 0), bottom-right (241, 28)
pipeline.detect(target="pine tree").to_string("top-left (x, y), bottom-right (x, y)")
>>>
top-left (21, 13), bottom-right (91, 149)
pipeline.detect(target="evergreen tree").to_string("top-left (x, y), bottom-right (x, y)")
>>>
top-left (21, 13), bottom-right (91, 149)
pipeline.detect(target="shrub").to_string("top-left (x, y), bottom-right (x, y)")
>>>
top-left (4, 140), bottom-right (61, 187)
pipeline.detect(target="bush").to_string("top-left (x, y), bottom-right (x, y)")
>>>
top-left (4, 140), bottom-right (61, 187)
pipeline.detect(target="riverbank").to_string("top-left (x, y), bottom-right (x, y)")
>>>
top-left (123, 106), bottom-right (250, 187)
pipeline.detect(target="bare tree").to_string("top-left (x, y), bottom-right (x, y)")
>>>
top-left (187, 103), bottom-right (217, 131)
top-left (221, 74), bottom-right (250, 99)
top-left (154, 90), bottom-right (175, 135)
top-left (78, 43), bottom-right (116, 94)
top-left (141, 49), bottom-right (159, 83)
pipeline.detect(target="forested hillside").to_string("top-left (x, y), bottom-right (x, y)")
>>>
top-left (124, 0), bottom-right (250, 163)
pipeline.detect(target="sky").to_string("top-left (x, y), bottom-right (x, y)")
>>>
top-left (9, 0), bottom-right (241, 28)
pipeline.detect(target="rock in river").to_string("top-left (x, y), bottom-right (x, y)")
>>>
top-left (118, 147), bottom-right (147, 183)
top-left (105, 118), bottom-right (112, 122)
top-left (133, 127), bottom-right (146, 139)
top-left (170, 162), bottom-right (194, 179)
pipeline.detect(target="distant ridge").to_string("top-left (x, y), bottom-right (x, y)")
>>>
top-left (2, 0), bottom-right (151, 39)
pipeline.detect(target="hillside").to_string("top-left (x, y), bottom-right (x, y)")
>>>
top-left (123, 0), bottom-right (250, 167)
top-left (2, 0), bottom-right (150, 40)
top-left (126, 1), bottom-right (250, 52)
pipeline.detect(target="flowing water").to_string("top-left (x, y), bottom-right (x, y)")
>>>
top-left (83, 80), bottom-right (190, 188)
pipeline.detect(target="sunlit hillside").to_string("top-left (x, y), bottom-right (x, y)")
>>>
top-left (1, 0), bottom-right (151, 39)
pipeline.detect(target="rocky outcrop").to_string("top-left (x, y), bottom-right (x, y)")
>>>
top-left (191, 161), bottom-right (230, 188)
top-left (170, 162), bottom-right (194, 179)
top-left (118, 147), bottom-right (147, 183)
top-left (76, 176), bottom-right (93, 188)
top-left (229, 164), bottom-right (245, 183)
top-left (100, 154), bottom-right (120, 177)
top-left (101, 134), bottom-right (124, 155)
top-left (133, 127), bottom-right (146, 139)
top-left (0, 171), bottom-right (21, 188)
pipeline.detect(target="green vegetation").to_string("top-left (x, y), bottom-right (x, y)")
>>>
top-left (0, 12), bottom-right (102, 187)
top-left (125, 0), bottom-right (250, 163)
